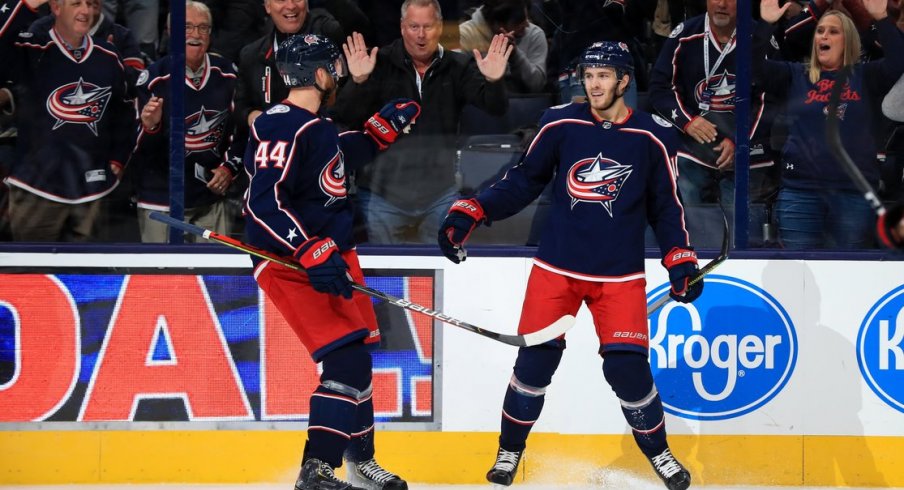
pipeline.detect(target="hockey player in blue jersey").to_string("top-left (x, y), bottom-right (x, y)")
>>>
top-left (243, 33), bottom-right (420, 490)
top-left (438, 41), bottom-right (699, 490)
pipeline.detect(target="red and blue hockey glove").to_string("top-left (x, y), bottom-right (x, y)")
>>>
top-left (438, 198), bottom-right (486, 263)
top-left (877, 203), bottom-right (904, 250)
top-left (662, 246), bottom-right (703, 303)
top-left (364, 98), bottom-right (422, 150)
top-left (294, 237), bottom-right (353, 299)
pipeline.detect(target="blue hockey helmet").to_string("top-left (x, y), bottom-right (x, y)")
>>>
top-left (276, 34), bottom-right (344, 88)
top-left (576, 41), bottom-right (635, 79)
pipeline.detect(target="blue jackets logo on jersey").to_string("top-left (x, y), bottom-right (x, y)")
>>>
top-left (185, 106), bottom-right (229, 155)
top-left (319, 151), bottom-right (347, 206)
top-left (566, 153), bottom-right (632, 217)
top-left (648, 276), bottom-right (797, 420)
top-left (47, 78), bottom-right (112, 136)
top-left (694, 70), bottom-right (736, 112)
top-left (857, 285), bottom-right (904, 414)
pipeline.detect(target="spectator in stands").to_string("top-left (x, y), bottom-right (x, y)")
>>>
top-left (29, 0), bottom-right (145, 91)
top-left (102, 0), bottom-right (158, 60)
top-left (131, 0), bottom-right (239, 242)
top-left (755, 0), bottom-right (904, 249)
top-left (459, 0), bottom-right (548, 93)
top-left (0, 0), bottom-right (134, 242)
top-left (202, 0), bottom-right (267, 62)
top-left (233, 0), bottom-right (343, 136)
top-left (649, 0), bottom-right (779, 227)
top-left (780, 0), bottom-right (889, 62)
top-left (546, 0), bottom-right (653, 107)
top-left (333, 0), bottom-right (511, 244)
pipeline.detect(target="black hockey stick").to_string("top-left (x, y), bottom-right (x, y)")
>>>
top-left (149, 212), bottom-right (574, 347)
top-left (647, 209), bottom-right (731, 315)
top-left (826, 67), bottom-right (887, 217)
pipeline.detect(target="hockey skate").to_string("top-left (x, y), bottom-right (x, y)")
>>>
top-left (485, 447), bottom-right (524, 487)
top-left (346, 458), bottom-right (408, 490)
top-left (647, 448), bottom-right (691, 490)
top-left (295, 458), bottom-right (366, 490)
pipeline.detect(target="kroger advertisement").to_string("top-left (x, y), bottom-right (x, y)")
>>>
top-left (2, 254), bottom-right (904, 438)
top-left (0, 269), bottom-right (436, 423)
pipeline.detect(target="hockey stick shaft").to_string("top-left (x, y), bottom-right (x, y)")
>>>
top-left (149, 212), bottom-right (574, 347)
top-left (647, 209), bottom-right (731, 315)
top-left (826, 67), bottom-right (886, 217)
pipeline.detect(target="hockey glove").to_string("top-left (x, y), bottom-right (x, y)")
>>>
top-left (294, 237), bottom-right (353, 299)
top-left (437, 198), bottom-right (486, 264)
top-left (364, 98), bottom-right (422, 150)
top-left (877, 203), bottom-right (904, 250)
top-left (662, 246), bottom-right (704, 303)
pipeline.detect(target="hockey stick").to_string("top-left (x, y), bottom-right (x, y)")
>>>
top-left (149, 211), bottom-right (574, 347)
top-left (826, 67), bottom-right (886, 217)
top-left (647, 208), bottom-right (731, 315)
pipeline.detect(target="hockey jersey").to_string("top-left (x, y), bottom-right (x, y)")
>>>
top-left (649, 14), bottom-right (773, 168)
top-left (243, 103), bottom-right (378, 260)
top-left (131, 53), bottom-right (238, 211)
top-left (476, 103), bottom-right (689, 279)
top-left (0, 0), bottom-right (133, 203)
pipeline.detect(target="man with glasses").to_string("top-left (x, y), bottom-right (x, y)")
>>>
top-left (130, 0), bottom-right (239, 242)
top-left (0, 0), bottom-right (133, 241)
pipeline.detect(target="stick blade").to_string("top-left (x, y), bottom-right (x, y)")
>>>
top-left (520, 314), bottom-right (576, 347)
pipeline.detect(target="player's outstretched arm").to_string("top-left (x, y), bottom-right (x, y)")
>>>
top-left (363, 98), bottom-right (421, 150)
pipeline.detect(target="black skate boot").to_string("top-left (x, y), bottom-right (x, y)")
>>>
top-left (346, 458), bottom-right (408, 490)
top-left (647, 448), bottom-right (691, 490)
top-left (485, 447), bottom-right (524, 487)
top-left (295, 458), bottom-right (366, 490)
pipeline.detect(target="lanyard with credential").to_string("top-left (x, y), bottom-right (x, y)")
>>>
top-left (701, 15), bottom-right (736, 111)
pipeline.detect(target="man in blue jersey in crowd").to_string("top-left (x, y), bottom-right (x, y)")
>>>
top-left (242, 33), bottom-right (420, 490)
top-left (438, 41), bottom-right (700, 490)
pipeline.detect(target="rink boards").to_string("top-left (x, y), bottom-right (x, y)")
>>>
top-left (1, 251), bottom-right (903, 486)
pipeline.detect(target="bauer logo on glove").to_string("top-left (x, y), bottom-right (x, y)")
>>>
top-left (365, 98), bottom-right (422, 150)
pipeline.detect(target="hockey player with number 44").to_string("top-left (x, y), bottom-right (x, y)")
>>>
top-left (438, 41), bottom-right (700, 490)
top-left (242, 34), bottom-right (420, 490)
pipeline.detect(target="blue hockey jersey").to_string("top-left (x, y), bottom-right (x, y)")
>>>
top-left (243, 103), bottom-right (378, 259)
top-left (476, 103), bottom-right (690, 279)
top-left (131, 53), bottom-right (238, 210)
top-left (0, 0), bottom-right (133, 203)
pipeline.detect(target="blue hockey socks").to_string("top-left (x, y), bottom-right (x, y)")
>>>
top-left (499, 344), bottom-right (563, 451)
top-left (602, 351), bottom-right (668, 458)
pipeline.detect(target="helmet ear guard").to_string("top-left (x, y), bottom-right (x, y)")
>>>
top-left (275, 34), bottom-right (344, 88)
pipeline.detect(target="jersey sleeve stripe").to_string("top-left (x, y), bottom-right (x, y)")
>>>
top-left (526, 118), bottom-right (593, 155)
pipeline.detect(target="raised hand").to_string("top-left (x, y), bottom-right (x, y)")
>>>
top-left (474, 33), bottom-right (513, 83)
top-left (141, 96), bottom-right (164, 131)
top-left (760, 0), bottom-right (791, 24)
top-left (343, 32), bottom-right (378, 84)
top-left (862, 0), bottom-right (889, 18)
top-left (364, 99), bottom-right (422, 150)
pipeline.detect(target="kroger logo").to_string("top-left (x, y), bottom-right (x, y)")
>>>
top-left (648, 276), bottom-right (797, 420)
top-left (857, 285), bottom-right (904, 413)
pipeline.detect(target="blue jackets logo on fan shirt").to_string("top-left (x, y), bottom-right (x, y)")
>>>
top-left (694, 70), bottom-right (736, 112)
top-left (648, 276), bottom-right (797, 420)
top-left (47, 78), bottom-right (112, 135)
top-left (566, 153), bottom-right (632, 217)
top-left (857, 285), bottom-right (904, 414)
top-left (185, 106), bottom-right (229, 155)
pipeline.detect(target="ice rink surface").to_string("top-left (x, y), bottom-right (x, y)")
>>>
top-left (1, 483), bottom-right (900, 489)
